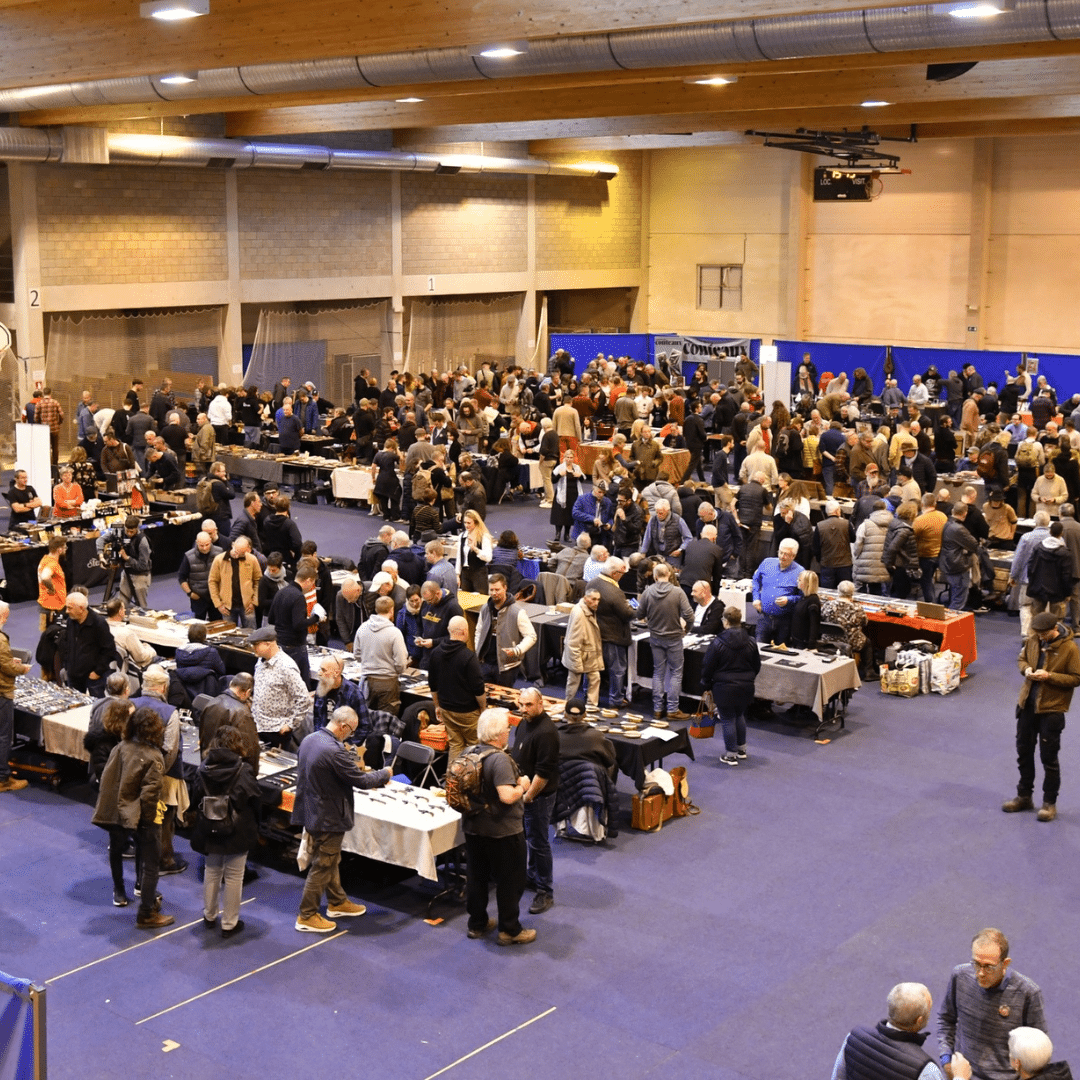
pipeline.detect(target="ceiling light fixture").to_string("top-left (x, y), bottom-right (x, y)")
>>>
top-left (937, 0), bottom-right (1014, 16)
top-left (686, 76), bottom-right (738, 87)
top-left (396, 97), bottom-right (424, 103)
top-left (160, 72), bottom-right (198, 85)
top-left (860, 100), bottom-right (891, 107)
top-left (140, 0), bottom-right (209, 20)
top-left (472, 41), bottom-right (528, 59)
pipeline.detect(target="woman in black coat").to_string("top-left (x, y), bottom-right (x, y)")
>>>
top-left (373, 438), bottom-right (403, 521)
top-left (191, 724), bottom-right (262, 938)
top-left (700, 607), bottom-right (762, 766)
top-left (882, 502), bottom-right (921, 600)
top-left (789, 570), bottom-right (821, 649)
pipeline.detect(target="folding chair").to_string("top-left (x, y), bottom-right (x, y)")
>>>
top-left (389, 740), bottom-right (440, 788)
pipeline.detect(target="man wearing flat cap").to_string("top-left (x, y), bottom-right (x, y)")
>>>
top-left (1002, 610), bottom-right (1080, 822)
top-left (250, 626), bottom-right (312, 749)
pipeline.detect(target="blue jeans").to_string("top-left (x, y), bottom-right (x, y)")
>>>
top-left (756, 610), bottom-right (793, 645)
top-left (819, 565), bottom-right (852, 591)
top-left (523, 790), bottom-right (556, 896)
top-left (283, 643), bottom-right (312, 687)
top-left (650, 637), bottom-right (684, 715)
top-left (228, 605), bottom-right (256, 629)
top-left (821, 459), bottom-right (835, 495)
top-left (602, 641), bottom-right (628, 705)
top-left (717, 705), bottom-right (746, 754)
top-left (944, 572), bottom-right (969, 611)
top-left (919, 557), bottom-right (940, 602)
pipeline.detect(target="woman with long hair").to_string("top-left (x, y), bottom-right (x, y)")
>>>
top-left (92, 705), bottom-right (171, 927)
top-left (372, 437), bottom-right (403, 521)
top-left (456, 509), bottom-right (493, 593)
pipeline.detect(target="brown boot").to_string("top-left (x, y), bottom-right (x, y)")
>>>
top-left (1002, 795), bottom-right (1034, 813)
top-left (136, 911), bottom-right (175, 929)
top-left (1037, 803), bottom-right (1057, 822)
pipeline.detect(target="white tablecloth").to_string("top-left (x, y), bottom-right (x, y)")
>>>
top-left (342, 781), bottom-right (463, 881)
top-left (331, 466), bottom-right (375, 501)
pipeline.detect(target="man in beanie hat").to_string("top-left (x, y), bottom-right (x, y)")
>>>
top-left (1003, 610), bottom-right (1080, 822)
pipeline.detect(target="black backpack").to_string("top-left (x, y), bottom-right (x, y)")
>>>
top-left (200, 762), bottom-right (242, 837)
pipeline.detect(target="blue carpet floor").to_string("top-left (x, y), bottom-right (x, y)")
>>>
top-left (1, 496), bottom-right (1078, 1079)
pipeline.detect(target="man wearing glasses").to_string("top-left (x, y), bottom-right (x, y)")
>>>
top-left (291, 706), bottom-right (392, 934)
top-left (937, 928), bottom-right (1047, 1080)
top-left (1003, 610), bottom-right (1080, 823)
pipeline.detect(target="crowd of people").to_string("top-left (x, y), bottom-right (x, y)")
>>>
top-left (5, 352), bottom-right (1080, 966)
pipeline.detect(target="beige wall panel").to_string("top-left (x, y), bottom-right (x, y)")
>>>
top-left (401, 172), bottom-right (527, 277)
top-left (985, 235), bottom-right (1080, 348)
top-left (805, 233), bottom-right (970, 345)
top-left (238, 170), bottom-right (392, 281)
top-left (0, 166), bottom-right (10, 247)
top-left (536, 152), bottom-right (642, 273)
top-left (36, 165), bottom-right (227, 287)
top-left (809, 141), bottom-right (974, 236)
top-left (647, 231), bottom-right (784, 338)
top-left (650, 146), bottom-right (790, 236)
top-left (990, 136), bottom-right (1080, 236)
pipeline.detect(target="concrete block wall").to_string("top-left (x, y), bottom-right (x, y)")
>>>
top-left (238, 169), bottom-right (393, 280)
top-left (36, 165), bottom-right (228, 285)
top-left (401, 172), bottom-right (528, 276)
top-left (536, 152), bottom-right (643, 272)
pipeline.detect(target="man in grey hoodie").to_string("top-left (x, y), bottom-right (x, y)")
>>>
top-left (636, 562), bottom-right (693, 720)
top-left (354, 595), bottom-right (408, 714)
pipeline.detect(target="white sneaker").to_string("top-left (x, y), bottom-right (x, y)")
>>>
top-left (538, 500), bottom-right (552, 509)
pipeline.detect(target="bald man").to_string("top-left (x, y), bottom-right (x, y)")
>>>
top-left (428, 615), bottom-right (487, 764)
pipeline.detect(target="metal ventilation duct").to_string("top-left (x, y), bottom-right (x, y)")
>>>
top-left (0, 126), bottom-right (619, 179)
top-left (0, 0), bottom-right (1075, 113)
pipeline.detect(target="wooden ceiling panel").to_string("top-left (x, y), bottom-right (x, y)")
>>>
top-left (0, 0), bottom-right (931, 90)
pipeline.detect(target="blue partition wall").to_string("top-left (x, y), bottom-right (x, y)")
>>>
top-left (551, 333), bottom-right (760, 380)
top-left (776, 340), bottom-right (1080, 401)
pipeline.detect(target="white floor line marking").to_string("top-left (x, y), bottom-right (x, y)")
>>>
top-left (421, 1006), bottom-right (557, 1080)
top-left (135, 930), bottom-right (347, 1024)
top-left (46, 898), bottom-right (257, 984)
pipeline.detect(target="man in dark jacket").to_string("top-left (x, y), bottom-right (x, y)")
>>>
top-left (269, 563), bottom-right (321, 686)
top-left (612, 488), bottom-right (644, 557)
top-left (593, 557), bottom-right (636, 707)
top-left (511, 687), bottom-right (560, 916)
top-left (291, 707), bottom-right (392, 932)
top-left (831, 982), bottom-right (970, 1080)
top-left (736, 471), bottom-right (772, 577)
top-left (1024, 522), bottom-right (1076, 625)
top-left (429, 615), bottom-right (486, 764)
top-left (359, 525), bottom-right (394, 581)
top-left (940, 505), bottom-right (980, 611)
top-left (63, 593), bottom-right (119, 695)
top-left (198, 672), bottom-right (258, 772)
top-left (229, 492), bottom-right (264, 554)
top-left (680, 525), bottom-right (727, 597)
top-left (814, 500), bottom-right (856, 590)
top-left (178, 531), bottom-right (222, 620)
top-left (682, 399), bottom-right (708, 482)
top-left (262, 496), bottom-right (303, 570)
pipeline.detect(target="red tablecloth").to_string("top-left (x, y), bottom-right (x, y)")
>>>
top-left (866, 609), bottom-right (977, 673)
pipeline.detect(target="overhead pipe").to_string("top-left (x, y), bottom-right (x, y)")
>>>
top-left (0, 0), bottom-right (1076, 114)
top-left (0, 127), bottom-right (619, 178)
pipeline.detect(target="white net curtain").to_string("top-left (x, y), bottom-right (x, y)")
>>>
top-left (405, 294), bottom-right (522, 374)
top-left (44, 307), bottom-right (226, 457)
top-left (1, 344), bottom-right (19, 469)
top-left (245, 301), bottom-right (392, 406)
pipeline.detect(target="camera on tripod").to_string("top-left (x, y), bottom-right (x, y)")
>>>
top-left (100, 527), bottom-right (126, 567)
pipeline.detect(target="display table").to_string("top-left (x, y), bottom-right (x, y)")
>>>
top-left (342, 782), bottom-right (463, 882)
top-left (331, 465), bottom-right (375, 502)
top-left (865, 607), bottom-right (978, 673)
top-left (755, 647), bottom-right (861, 718)
top-left (574, 441), bottom-right (688, 482)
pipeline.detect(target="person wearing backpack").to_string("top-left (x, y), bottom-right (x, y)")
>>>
top-left (460, 708), bottom-right (535, 946)
top-left (1015, 428), bottom-right (1045, 518)
top-left (191, 724), bottom-right (262, 938)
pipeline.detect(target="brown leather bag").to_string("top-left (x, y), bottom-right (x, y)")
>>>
top-left (690, 691), bottom-right (715, 739)
top-left (631, 791), bottom-right (665, 832)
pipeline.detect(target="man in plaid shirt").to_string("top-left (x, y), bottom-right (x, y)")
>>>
top-left (36, 387), bottom-right (64, 464)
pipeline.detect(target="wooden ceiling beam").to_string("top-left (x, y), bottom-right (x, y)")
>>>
top-left (0, 0), bottom-right (941, 90)
top-left (17, 39), bottom-right (1080, 128)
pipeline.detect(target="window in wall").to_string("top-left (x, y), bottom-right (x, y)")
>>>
top-left (697, 264), bottom-right (742, 311)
